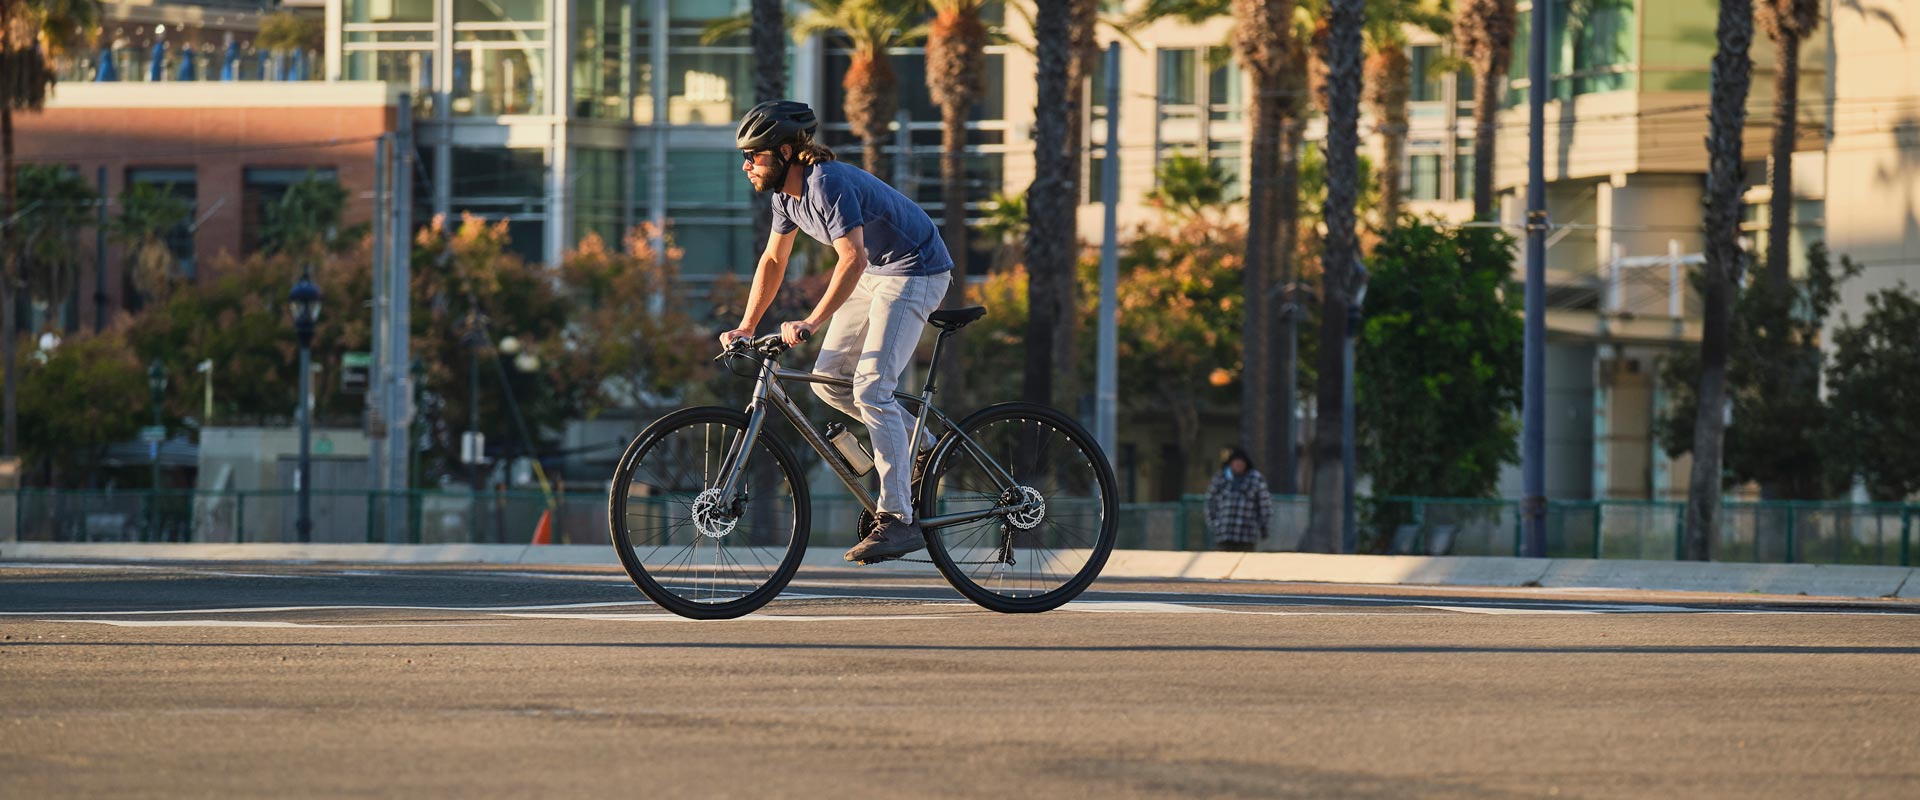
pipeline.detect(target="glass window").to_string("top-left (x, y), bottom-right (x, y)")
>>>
top-left (344, 49), bottom-right (432, 92)
top-left (1454, 150), bottom-right (1475, 202)
top-left (1207, 47), bottom-right (1243, 121)
top-left (1566, 0), bottom-right (1634, 95)
top-left (1159, 48), bottom-right (1197, 107)
top-left (455, 0), bottom-right (545, 24)
top-left (574, 0), bottom-right (631, 119)
top-left (450, 148), bottom-right (547, 198)
top-left (822, 52), bottom-right (1005, 127)
top-left (452, 45), bottom-right (548, 116)
top-left (671, 222), bottom-right (756, 276)
top-left (127, 168), bottom-right (197, 279)
top-left (1087, 153), bottom-right (1105, 204)
top-left (242, 167), bottom-right (340, 253)
top-left (1211, 152), bottom-right (1244, 202)
top-left (346, 0), bottom-right (435, 24)
top-left (666, 150), bottom-right (752, 207)
top-left (1410, 45), bottom-right (1444, 103)
top-left (668, 44), bottom-right (753, 124)
top-left (1409, 154), bottom-right (1442, 201)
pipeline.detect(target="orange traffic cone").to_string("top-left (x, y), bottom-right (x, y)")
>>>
top-left (531, 508), bottom-right (553, 545)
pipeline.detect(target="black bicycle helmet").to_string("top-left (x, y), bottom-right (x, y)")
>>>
top-left (736, 100), bottom-right (819, 151)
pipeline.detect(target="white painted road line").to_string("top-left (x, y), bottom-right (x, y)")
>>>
top-left (37, 620), bottom-right (504, 628)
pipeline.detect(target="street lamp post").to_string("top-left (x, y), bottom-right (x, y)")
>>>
top-left (289, 272), bottom-right (322, 543)
top-left (147, 359), bottom-right (168, 540)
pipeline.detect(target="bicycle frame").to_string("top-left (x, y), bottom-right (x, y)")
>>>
top-left (712, 344), bottom-right (1025, 532)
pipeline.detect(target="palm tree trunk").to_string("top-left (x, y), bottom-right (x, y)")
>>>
top-left (1044, 0), bottom-right (1097, 403)
top-left (1240, 64), bottom-right (1280, 490)
top-left (929, 5), bottom-right (988, 399)
top-left (1305, 0), bottom-right (1365, 553)
top-left (1471, 56), bottom-right (1503, 219)
top-left (3, 96), bottom-right (18, 458)
top-left (1367, 48), bottom-right (1410, 229)
top-left (1273, 109), bottom-right (1306, 494)
top-left (750, 0), bottom-right (785, 244)
top-left (1765, 26), bottom-right (1798, 291)
top-left (1687, 0), bottom-right (1756, 562)
top-left (1022, 0), bottom-right (1071, 408)
top-left (939, 96), bottom-right (970, 396)
top-left (845, 55), bottom-right (897, 176)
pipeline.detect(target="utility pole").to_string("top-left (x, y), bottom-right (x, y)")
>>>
top-left (387, 96), bottom-right (415, 541)
top-left (368, 132), bottom-right (389, 539)
top-left (1521, 0), bottom-right (1550, 557)
top-left (1095, 42), bottom-right (1120, 467)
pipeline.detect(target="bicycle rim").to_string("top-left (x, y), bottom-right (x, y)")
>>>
top-left (608, 407), bottom-right (809, 619)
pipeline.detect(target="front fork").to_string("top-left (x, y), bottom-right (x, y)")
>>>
top-left (713, 369), bottom-right (777, 516)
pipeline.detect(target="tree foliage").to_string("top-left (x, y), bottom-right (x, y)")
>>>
top-left (1657, 243), bottom-right (1856, 499)
top-left (109, 182), bottom-right (190, 305)
top-left (409, 215), bottom-right (587, 482)
top-left (127, 249), bottom-right (369, 426)
top-left (14, 163), bottom-right (97, 304)
top-left (560, 225), bottom-right (718, 415)
top-left (1824, 286), bottom-right (1920, 501)
top-left (1356, 220), bottom-right (1522, 500)
top-left (257, 172), bottom-right (354, 257)
top-left (18, 328), bottom-right (145, 484)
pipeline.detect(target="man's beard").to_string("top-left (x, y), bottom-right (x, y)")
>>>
top-left (751, 163), bottom-right (790, 194)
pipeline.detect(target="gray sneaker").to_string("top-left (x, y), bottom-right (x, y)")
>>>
top-left (843, 513), bottom-right (926, 564)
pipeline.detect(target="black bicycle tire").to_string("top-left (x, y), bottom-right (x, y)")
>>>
top-left (919, 402), bottom-right (1118, 613)
top-left (607, 406), bottom-right (811, 620)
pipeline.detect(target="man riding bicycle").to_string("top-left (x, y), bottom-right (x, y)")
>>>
top-left (718, 99), bottom-right (955, 566)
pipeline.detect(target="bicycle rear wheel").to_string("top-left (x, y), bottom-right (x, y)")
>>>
top-left (918, 402), bottom-right (1118, 613)
top-left (607, 407), bottom-right (809, 619)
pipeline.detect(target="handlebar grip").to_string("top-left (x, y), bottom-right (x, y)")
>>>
top-left (796, 329), bottom-right (811, 343)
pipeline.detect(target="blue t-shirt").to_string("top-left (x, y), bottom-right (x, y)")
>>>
top-left (771, 162), bottom-right (954, 277)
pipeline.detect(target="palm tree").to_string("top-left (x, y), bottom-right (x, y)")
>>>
top-left (1364, 26), bottom-right (1410, 228)
top-left (1686, 0), bottom-right (1756, 561)
top-left (1021, 0), bottom-right (1070, 408)
top-left (1454, 0), bottom-right (1512, 220)
top-left (14, 165), bottom-right (97, 316)
top-left (751, 0), bottom-right (786, 250)
top-left (1133, 0), bottom-right (1298, 490)
top-left (926, 0), bottom-right (991, 394)
top-left (3, 0), bottom-right (100, 457)
top-left (107, 183), bottom-right (190, 308)
top-left (1304, 0), bottom-right (1365, 553)
top-left (1757, 0), bottom-right (1819, 291)
top-left (1364, 1), bottom-right (1451, 230)
top-left (794, 0), bottom-right (927, 176)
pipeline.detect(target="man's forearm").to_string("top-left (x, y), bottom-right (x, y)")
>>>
top-left (738, 256), bottom-right (786, 329)
top-left (806, 254), bottom-right (867, 324)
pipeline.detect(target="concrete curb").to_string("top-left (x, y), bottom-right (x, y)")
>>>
top-left (4, 542), bottom-right (1916, 600)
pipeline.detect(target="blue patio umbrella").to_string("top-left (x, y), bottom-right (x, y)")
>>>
top-left (147, 40), bottom-right (166, 81)
top-left (94, 47), bottom-right (119, 81)
top-left (220, 40), bottom-right (239, 81)
top-left (176, 48), bottom-right (196, 81)
top-left (285, 48), bottom-right (308, 81)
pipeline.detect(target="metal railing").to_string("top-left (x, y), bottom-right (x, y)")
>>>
top-left (1, 489), bottom-right (1912, 567)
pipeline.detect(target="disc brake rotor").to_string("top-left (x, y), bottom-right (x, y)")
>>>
top-left (689, 488), bottom-right (738, 539)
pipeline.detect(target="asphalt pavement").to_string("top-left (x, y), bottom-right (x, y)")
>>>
top-left (3, 561), bottom-right (1917, 798)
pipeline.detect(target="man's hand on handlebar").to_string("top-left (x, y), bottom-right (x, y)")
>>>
top-left (780, 320), bottom-right (817, 348)
top-left (718, 327), bottom-right (754, 350)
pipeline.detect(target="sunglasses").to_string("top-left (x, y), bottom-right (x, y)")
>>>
top-left (742, 150), bottom-right (776, 165)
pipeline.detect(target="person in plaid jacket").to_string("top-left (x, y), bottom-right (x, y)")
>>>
top-left (1205, 447), bottom-right (1272, 551)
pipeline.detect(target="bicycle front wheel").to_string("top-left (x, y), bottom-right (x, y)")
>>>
top-left (608, 407), bottom-right (810, 620)
top-left (918, 402), bottom-right (1118, 613)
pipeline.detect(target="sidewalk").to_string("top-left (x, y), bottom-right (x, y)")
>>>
top-left (6, 542), bottom-right (1918, 600)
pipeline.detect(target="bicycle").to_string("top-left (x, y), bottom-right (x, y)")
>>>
top-left (607, 305), bottom-right (1119, 620)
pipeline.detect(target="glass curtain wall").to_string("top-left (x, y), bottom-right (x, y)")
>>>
top-left (343, 0), bottom-right (435, 103)
top-left (452, 0), bottom-right (549, 116)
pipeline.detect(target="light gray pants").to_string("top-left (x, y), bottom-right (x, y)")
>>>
top-left (811, 271), bottom-right (952, 523)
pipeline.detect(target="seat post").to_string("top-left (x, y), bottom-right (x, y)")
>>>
top-left (922, 330), bottom-right (955, 396)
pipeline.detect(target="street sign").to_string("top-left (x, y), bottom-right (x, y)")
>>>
top-left (342, 352), bottom-right (372, 394)
top-left (139, 425), bottom-right (165, 443)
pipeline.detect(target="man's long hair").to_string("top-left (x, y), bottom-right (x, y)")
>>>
top-left (794, 141), bottom-right (837, 166)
